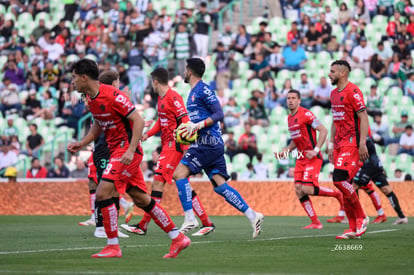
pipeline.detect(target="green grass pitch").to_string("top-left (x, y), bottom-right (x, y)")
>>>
top-left (0, 216), bottom-right (413, 274)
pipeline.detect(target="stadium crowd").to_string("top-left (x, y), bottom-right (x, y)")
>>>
top-left (0, 0), bottom-right (414, 180)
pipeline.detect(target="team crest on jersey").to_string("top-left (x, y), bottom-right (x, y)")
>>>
top-left (340, 96), bottom-right (344, 101)
top-left (295, 118), bottom-right (298, 123)
top-left (161, 104), bottom-right (164, 109)
top-left (191, 95), bottom-right (195, 102)
top-left (100, 104), bottom-right (105, 111)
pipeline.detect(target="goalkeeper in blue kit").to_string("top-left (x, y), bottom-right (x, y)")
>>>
top-left (173, 58), bottom-right (264, 238)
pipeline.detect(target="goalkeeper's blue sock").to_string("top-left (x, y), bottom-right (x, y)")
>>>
top-left (176, 178), bottom-right (193, 211)
top-left (214, 183), bottom-right (249, 213)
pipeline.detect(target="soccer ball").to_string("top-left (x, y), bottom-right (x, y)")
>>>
top-left (175, 123), bottom-right (198, 145)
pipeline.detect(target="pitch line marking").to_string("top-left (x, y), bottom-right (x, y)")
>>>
top-left (0, 229), bottom-right (400, 255)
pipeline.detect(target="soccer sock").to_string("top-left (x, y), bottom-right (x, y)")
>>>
top-left (365, 189), bottom-right (384, 215)
top-left (299, 195), bottom-right (319, 223)
top-left (315, 186), bottom-right (337, 197)
top-left (97, 199), bottom-right (118, 244)
top-left (119, 196), bottom-right (129, 211)
top-left (142, 198), bottom-right (178, 239)
top-left (335, 181), bottom-right (366, 219)
top-left (112, 197), bottom-right (120, 216)
top-left (387, 192), bottom-right (405, 218)
top-left (95, 200), bottom-right (103, 227)
top-left (214, 183), bottom-right (249, 213)
top-left (89, 190), bottom-right (96, 216)
top-left (176, 178), bottom-right (196, 221)
top-left (192, 190), bottom-right (213, 226)
top-left (334, 181), bottom-right (358, 231)
top-left (343, 199), bottom-right (357, 232)
top-left (139, 190), bottom-right (163, 230)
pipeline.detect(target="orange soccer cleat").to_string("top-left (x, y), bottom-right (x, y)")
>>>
top-left (326, 216), bottom-right (346, 223)
top-left (372, 215), bottom-right (387, 224)
top-left (91, 245), bottom-right (122, 258)
top-left (163, 233), bottom-right (191, 258)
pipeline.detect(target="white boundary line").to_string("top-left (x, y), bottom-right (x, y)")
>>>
top-left (0, 229), bottom-right (400, 256)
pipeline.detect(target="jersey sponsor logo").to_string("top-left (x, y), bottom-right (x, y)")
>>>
top-left (289, 129), bottom-right (301, 139)
top-left (173, 100), bottom-right (182, 108)
top-left (160, 117), bottom-right (168, 127)
top-left (95, 119), bottom-right (116, 129)
top-left (115, 93), bottom-right (134, 112)
top-left (340, 152), bottom-right (351, 157)
top-left (122, 170), bottom-right (132, 177)
top-left (332, 111), bottom-right (346, 120)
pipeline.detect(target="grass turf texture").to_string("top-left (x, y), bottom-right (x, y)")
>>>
top-left (0, 216), bottom-right (412, 274)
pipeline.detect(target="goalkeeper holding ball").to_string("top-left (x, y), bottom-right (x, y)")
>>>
top-left (173, 58), bottom-right (264, 238)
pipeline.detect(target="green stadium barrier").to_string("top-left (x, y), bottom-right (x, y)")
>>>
top-left (218, 0), bottom-right (244, 34)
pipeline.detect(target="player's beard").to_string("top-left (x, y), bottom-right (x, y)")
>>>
top-left (331, 77), bottom-right (339, 85)
top-left (184, 72), bottom-right (190, 83)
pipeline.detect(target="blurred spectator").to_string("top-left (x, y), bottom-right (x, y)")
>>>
top-left (342, 21), bottom-right (360, 50)
top-left (0, 77), bottom-right (21, 116)
top-left (256, 21), bottom-right (268, 42)
top-left (296, 73), bottom-right (314, 109)
top-left (59, 93), bottom-right (86, 138)
top-left (398, 125), bottom-right (414, 155)
top-left (173, 23), bottom-right (192, 77)
top-left (37, 30), bottom-right (51, 50)
top-left (33, 89), bottom-right (56, 120)
top-left (42, 60), bottom-right (61, 89)
top-left (378, 0), bottom-right (395, 17)
top-left (366, 85), bottom-right (383, 117)
top-left (351, 36), bottom-right (374, 76)
top-left (51, 19), bottom-right (67, 38)
top-left (0, 140), bottom-right (17, 177)
top-left (215, 42), bottom-right (231, 89)
top-left (325, 5), bottom-right (334, 23)
top-left (26, 62), bottom-right (42, 90)
top-left (268, 43), bottom-right (283, 77)
top-left (175, 0), bottom-right (188, 22)
top-left (287, 166), bottom-right (295, 178)
top-left (2, 116), bottom-right (18, 140)
top-left (238, 122), bottom-right (258, 161)
top-left (10, 135), bottom-right (20, 155)
top-left (205, 0), bottom-right (220, 30)
top-left (30, 19), bottom-right (48, 45)
top-left (63, 0), bottom-right (78, 22)
top-left (352, 0), bottom-right (371, 23)
top-left (277, 78), bottom-right (293, 108)
top-left (85, 3), bottom-right (105, 22)
top-left (394, 168), bottom-right (403, 180)
top-left (147, 148), bottom-right (161, 173)
top-left (248, 96), bottom-right (269, 127)
top-left (4, 166), bottom-right (17, 182)
top-left (282, 39), bottom-right (307, 71)
top-left (4, 61), bottom-right (25, 89)
top-left (44, 36), bottom-right (64, 62)
top-left (264, 77), bottom-right (278, 113)
top-left (127, 41), bottom-right (149, 104)
top-left (248, 53), bottom-right (271, 81)
top-left (338, 2), bottom-right (352, 32)
top-left (240, 163), bottom-right (255, 180)
top-left (26, 158), bottom-right (48, 179)
top-left (370, 53), bottom-right (387, 81)
top-left (303, 23), bottom-right (323, 52)
top-left (392, 39), bottom-right (410, 60)
top-left (22, 90), bottom-right (42, 120)
top-left (315, 12), bottom-right (332, 45)
top-left (254, 153), bottom-right (268, 180)
top-left (47, 156), bottom-right (70, 178)
top-left (397, 56), bottom-right (414, 88)
top-left (376, 41), bottom-right (393, 68)
top-left (219, 24), bottom-right (235, 50)
top-left (24, 123), bottom-right (45, 158)
top-left (404, 174), bottom-right (412, 181)
top-left (404, 72), bottom-right (414, 101)
top-left (311, 76), bottom-right (331, 109)
top-left (390, 110), bottom-right (412, 144)
top-left (299, 15), bottom-right (312, 39)
top-left (225, 131), bottom-right (238, 161)
top-left (388, 53), bottom-right (401, 79)
top-left (287, 21), bottom-right (301, 46)
top-left (71, 158), bottom-right (88, 178)
top-left (230, 171), bottom-right (238, 181)
top-left (143, 31), bottom-right (163, 65)
top-left (194, 2), bottom-right (212, 58)
top-left (216, 89), bottom-right (228, 107)
top-left (223, 97), bottom-right (242, 128)
top-left (371, 113), bottom-right (390, 146)
top-left (231, 24), bottom-right (250, 54)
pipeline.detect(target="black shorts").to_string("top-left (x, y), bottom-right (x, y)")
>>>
top-left (92, 145), bottom-right (110, 183)
top-left (353, 137), bottom-right (389, 188)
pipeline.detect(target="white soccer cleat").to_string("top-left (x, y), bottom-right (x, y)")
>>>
top-left (94, 227), bottom-right (129, 238)
top-left (393, 217), bottom-right (408, 225)
top-left (192, 224), bottom-right (216, 236)
top-left (120, 224), bottom-right (146, 235)
top-left (356, 216), bottom-right (369, 237)
top-left (335, 229), bottom-right (360, 239)
top-left (252, 212), bottom-right (264, 239)
top-left (78, 218), bottom-right (95, 226)
top-left (179, 219), bottom-right (199, 233)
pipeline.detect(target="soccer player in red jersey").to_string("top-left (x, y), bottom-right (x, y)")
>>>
top-left (275, 90), bottom-right (344, 229)
top-left (327, 60), bottom-right (369, 239)
top-left (121, 67), bottom-right (215, 236)
top-left (67, 59), bottom-right (190, 258)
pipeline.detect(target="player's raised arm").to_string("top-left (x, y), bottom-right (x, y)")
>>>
top-left (143, 117), bottom-right (161, 141)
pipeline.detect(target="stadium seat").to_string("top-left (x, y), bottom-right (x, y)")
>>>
top-left (0, 4), bottom-right (5, 15)
top-left (310, 106), bottom-right (325, 119)
top-left (247, 78), bottom-right (265, 92)
top-left (232, 153), bottom-right (250, 172)
top-left (395, 154), bottom-right (413, 173)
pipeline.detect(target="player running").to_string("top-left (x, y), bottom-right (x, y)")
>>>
top-left (353, 137), bottom-right (408, 225)
top-left (275, 89), bottom-right (344, 229)
top-left (173, 58), bottom-right (264, 238)
top-left (78, 70), bottom-right (136, 238)
top-left (121, 67), bottom-right (215, 236)
top-left (328, 60), bottom-right (369, 239)
top-left (68, 59), bottom-right (190, 258)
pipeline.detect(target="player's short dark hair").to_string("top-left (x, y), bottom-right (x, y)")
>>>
top-left (150, 67), bottom-right (169, 85)
top-left (71, 58), bottom-right (99, 80)
top-left (186, 58), bottom-right (205, 78)
top-left (287, 89), bottom-right (301, 99)
top-left (99, 70), bottom-right (119, 85)
top-left (331, 60), bottom-right (352, 72)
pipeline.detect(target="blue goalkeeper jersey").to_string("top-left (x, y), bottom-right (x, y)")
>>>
top-left (186, 80), bottom-right (222, 138)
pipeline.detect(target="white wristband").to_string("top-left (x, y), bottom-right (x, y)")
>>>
top-left (314, 146), bottom-right (320, 153)
top-left (328, 142), bottom-right (334, 150)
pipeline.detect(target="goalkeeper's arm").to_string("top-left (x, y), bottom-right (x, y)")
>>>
top-left (182, 102), bottom-right (224, 137)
